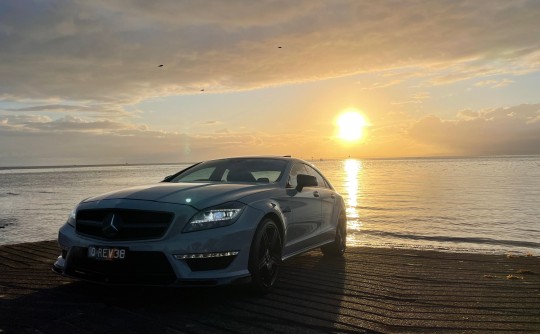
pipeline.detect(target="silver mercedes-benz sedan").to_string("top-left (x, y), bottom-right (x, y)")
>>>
top-left (53, 156), bottom-right (347, 294)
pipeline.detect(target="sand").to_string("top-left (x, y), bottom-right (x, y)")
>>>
top-left (1, 241), bottom-right (539, 333)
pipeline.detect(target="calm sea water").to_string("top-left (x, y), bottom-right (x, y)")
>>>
top-left (1, 156), bottom-right (539, 255)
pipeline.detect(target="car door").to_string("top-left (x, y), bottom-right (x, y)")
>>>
top-left (278, 163), bottom-right (323, 256)
top-left (305, 164), bottom-right (337, 243)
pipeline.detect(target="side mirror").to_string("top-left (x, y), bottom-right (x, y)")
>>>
top-left (296, 174), bottom-right (317, 192)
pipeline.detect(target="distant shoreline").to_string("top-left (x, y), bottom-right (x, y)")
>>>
top-left (1, 154), bottom-right (539, 171)
top-left (0, 162), bottom-right (195, 171)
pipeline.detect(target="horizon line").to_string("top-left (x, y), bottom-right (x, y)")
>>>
top-left (1, 153), bottom-right (539, 171)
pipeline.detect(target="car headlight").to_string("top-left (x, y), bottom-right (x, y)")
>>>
top-left (184, 202), bottom-right (244, 232)
top-left (66, 207), bottom-right (77, 227)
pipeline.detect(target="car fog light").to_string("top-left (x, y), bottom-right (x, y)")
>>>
top-left (174, 251), bottom-right (239, 260)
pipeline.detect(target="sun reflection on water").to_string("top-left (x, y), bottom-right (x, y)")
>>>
top-left (344, 159), bottom-right (362, 246)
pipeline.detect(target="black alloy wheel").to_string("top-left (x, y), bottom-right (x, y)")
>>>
top-left (248, 218), bottom-right (282, 294)
top-left (321, 216), bottom-right (347, 256)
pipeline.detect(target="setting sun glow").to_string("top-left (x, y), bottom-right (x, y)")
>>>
top-left (336, 110), bottom-right (368, 142)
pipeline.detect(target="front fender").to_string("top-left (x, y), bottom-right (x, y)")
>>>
top-left (246, 199), bottom-right (289, 237)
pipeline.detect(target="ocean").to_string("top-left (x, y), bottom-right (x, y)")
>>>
top-left (1, 156), bottom-right (539, 255)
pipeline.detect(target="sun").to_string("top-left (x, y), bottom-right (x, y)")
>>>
top-left (336, 110), bottom-right (368, 142)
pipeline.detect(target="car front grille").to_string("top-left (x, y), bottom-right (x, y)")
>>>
top-left (65, 246), bottom-right (176, 285)
top-left (76, 209), bottom-right (174, 241)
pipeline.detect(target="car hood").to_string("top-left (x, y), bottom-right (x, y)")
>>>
top-left (82, 182), bottom-right (276, 209)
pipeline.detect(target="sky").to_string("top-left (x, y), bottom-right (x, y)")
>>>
top-left (1, 0), bottom-right (540, 166)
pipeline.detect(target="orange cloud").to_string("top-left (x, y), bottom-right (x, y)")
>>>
top-left (409, 104), bottom-right (540, 155)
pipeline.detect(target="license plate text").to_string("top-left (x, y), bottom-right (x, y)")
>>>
top-left (88, 246), bottom-right (127, 261)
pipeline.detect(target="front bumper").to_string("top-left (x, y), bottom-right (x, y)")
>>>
top-left (53, 200), bottom-right (263, 287)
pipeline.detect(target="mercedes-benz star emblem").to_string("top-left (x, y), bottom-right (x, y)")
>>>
top-left (102, 213), bottom-right (121, 238)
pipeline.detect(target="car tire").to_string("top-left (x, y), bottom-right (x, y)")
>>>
top-left (321, 215), bottom-right (347, 257)
top-left (248, 218), bottom-right (282, 295)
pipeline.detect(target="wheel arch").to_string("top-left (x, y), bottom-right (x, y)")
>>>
top-left (247, 199), bottom-right (287, 245)
top-left (260, 212), bottom-right (285, 247)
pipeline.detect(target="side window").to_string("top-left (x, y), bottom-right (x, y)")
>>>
top-left (288, 163), bottom-right (308, 188)
top-left (252, 171), bottom-right (281, 183)
top-left (304, 165), bottom-right (328, 189)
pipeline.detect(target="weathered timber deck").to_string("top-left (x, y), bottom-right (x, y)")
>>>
top-left (1, 241), bottom-right (539, 333)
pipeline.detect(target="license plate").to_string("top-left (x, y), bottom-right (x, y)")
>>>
top-left (88, 246), bottom-right (127, 261)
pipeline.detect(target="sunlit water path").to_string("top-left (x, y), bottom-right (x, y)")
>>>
top-left (1, 156), bottom-right (539, 255)
top-left (315, 156), bottom-right (540, 255)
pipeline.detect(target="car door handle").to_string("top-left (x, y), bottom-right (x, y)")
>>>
top-left (313, 191), bottom-right (320, 198)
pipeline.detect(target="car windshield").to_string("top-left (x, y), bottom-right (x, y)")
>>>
top-left (169, 158), bottom-right (287, 184)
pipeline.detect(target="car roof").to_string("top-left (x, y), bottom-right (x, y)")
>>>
top-left (201, 156), bottom-right (298, 163)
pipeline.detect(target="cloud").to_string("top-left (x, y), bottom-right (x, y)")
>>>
top-left (474, 79), bottom-right (514, 88)
top-left (359, 69), bottom-right (421, 90)
top-left (200, 120), bottom-right (220, 125)
top-left (0, 114), bottom-right (136, 133)
top-left (3, 103), bottom-right (129, 116)
top-left (0, 114), bottom-right (315, 165)
top-left (360, 79), bottom-right (404, 91)
top-left (408, 104), bottom-right (540, 155)
top-left (392, 91), bottom-right (431, 105)
top-left (1, 0), bottom-right (540, 104)
top-left (1, 104), bottom-right (133, 126)
top-left (5, 105), bottom-right (90, 112)
top-left (457, 109), bottom-right (479, 120)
